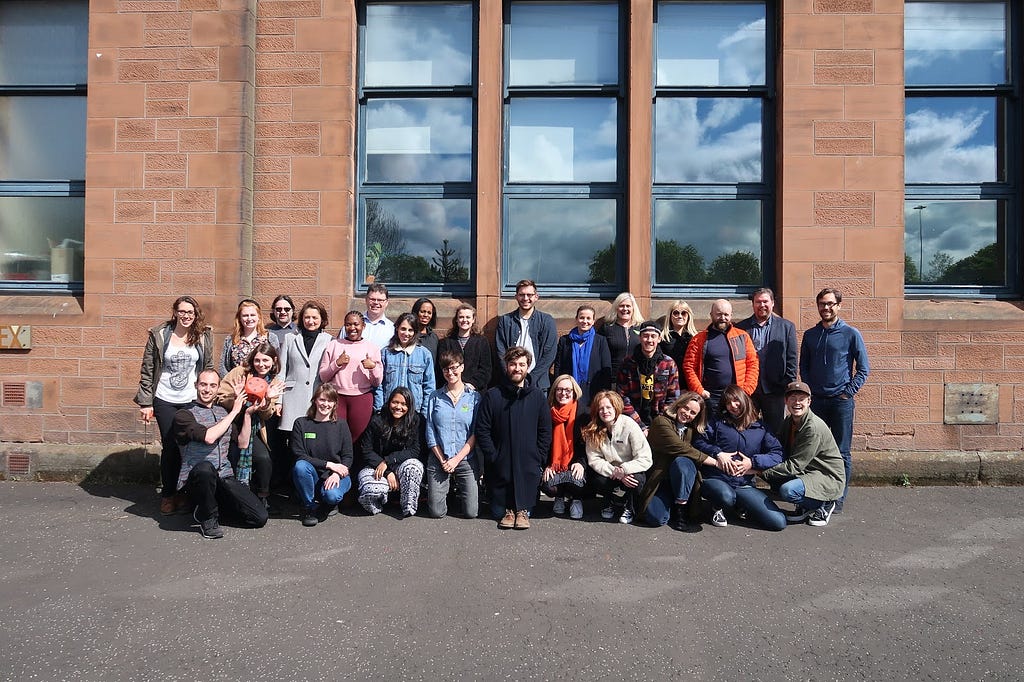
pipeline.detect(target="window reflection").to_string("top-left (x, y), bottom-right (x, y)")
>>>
top-left (508, 2), bottom-right (619, 86)
top-left (903, 200), bottom-right (1004, 286)
top-left (655, 98), bottom-right (762, 183)
top-left (364, 99), bottom-right (473, 183)
top-left (653, 199), bottom-right (762, 285)
top-left (0, 97), bottom-right (87, 179)
top-left (506, 199), bottom-right (617, 284)
top-left (364, 3), bottom-right (472, 87)
top-left (508, 99), bottom-right (618, 183)
top-left (364, 198), bottom-right (472, 284)
top-left (656, 2), bottom-right (765, 87)
top-left (0, 197), bottom-right (84, 282)
top-left (0, 0), bottom-right (88, 85)
top-left (905, 2), bottom-right (1006, 86)
top-left (905, 98), bottom-right (1000, 183)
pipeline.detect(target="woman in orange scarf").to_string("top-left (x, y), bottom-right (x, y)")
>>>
top-left (542, 374), bottom-right (588, 520)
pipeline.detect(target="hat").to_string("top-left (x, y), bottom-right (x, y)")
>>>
top-left (636, 320), bottom-right (661, 334)
top-left (785, 381), bottom-right (811, 397)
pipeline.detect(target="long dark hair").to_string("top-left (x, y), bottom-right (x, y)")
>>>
top-left (306, 383), bottom-right (339, 421)
top-left (411, 297), bottom-right (436, 332)
top-left (381, 386), bottom-right (419, 444)
top-left (389, 313), bottom-right (419, 350)
top-left (168, 295), bottom-right (207, 347)
top-left (245, 342), bottom-right (280, 377)
top-left (718, 385), bottom-right (758, 431)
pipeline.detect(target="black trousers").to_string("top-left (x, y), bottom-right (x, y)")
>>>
top-left (590, 471), bottom-right (647, 510)
top-left (153, 397), bottom-right (191, 498)
top-left (185, 461), bottom-right (268, 527)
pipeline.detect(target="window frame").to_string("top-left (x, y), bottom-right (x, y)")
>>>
top-left (500, 0), bottom-right (627, 296)
top-left (649, 0), bottom-right (776, 298)
top-left (0, 2), bottom-right (87, 294)
top-left (904, 0), bottom-right (1021, 298)
top-left (354, 1), bottom-right (478, 296)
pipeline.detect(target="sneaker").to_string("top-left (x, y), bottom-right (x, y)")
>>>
top-left (786, 506), bottom-right (809, 523)
top-left (568, 499), bottom-right (584, 520)
top-left (317, 503), bottom-right (339, 522)
top-left (514, 510), bottom-right (531, 530)
top-left (193, 508), bottom-right (224, 539)
top-left (618, 507), bottom-right (634, 525)
top-left (711, 509), bottom-right (728, 527)
top-left (301, 508), bottom-right (318, 527)
top-left (601, 505), bottom-right (615, 520)
top-left (833, 499), bottom-right (844, 515)
top-left (552, 497), bottom-right (566, 515)
top-left (808, 501), bottom-right (836, 527)
top-left (498, 509), bottom-right (516, 530)
top-left (672, 517), bottom-right (702, 533)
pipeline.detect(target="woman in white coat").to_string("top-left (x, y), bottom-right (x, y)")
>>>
top-left (278, 301), bottom-right (332, 435)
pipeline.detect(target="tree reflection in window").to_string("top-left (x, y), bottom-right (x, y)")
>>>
top-left (365, 200), bottom-right (470, 284)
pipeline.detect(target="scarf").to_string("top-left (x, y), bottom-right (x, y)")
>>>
top-left (300, 327), bottom-right (319, 356)
top-left (549, 401), bottom-right (577, 472)
top-left (567, 327), bottom-right (595, 386)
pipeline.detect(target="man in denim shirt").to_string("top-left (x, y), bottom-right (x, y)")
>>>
top-left (799, 288), bottom-right (870, 513)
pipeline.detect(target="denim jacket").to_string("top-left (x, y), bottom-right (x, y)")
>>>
top-left (424, 386), bottom-right (480, 461)
top-left (375, 345), bottom-right (436, 415)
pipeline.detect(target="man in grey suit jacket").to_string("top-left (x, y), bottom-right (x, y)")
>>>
top-left (736, 288), bottom-right (797, 437)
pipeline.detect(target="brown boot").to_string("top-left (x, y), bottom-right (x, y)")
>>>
top-left (159, 497), bottom-right (176, 515)
top-left (498, 509), bottom-right (516, 529)
top-left (172, 493), bottom-right (190, 515)
top-left (514, 509), bottom-right (530, 530)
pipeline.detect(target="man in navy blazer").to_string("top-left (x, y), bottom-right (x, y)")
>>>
top-left (736, 288), bottom-right (797, 437)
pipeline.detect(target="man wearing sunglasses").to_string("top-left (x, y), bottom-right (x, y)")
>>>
top-left (267, 294), bottom-right (297, 346)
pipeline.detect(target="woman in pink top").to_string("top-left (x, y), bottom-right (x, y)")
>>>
top-left (319, 310), bottom-right (383, 444)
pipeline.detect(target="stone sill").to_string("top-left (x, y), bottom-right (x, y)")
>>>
top-left (904, 298), bottom-right (1024, 331)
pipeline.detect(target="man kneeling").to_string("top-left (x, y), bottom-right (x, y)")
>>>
top-left (174, 369), bottom-right (269, 538)
top-left (760, 381), bottom-right (845, 527)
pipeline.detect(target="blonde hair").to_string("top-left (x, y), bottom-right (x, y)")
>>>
top-left (232, 299), bottom-right (268, 344)
top-left (604, 292), bottom-right (644, 327)
top-left (548, 374), bottom-right (583, 408)
top-left (660, 300), bottom-right (697, 342)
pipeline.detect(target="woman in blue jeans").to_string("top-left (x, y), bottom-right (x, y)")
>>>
top-left (693, 385), bottom-right (787, 531)
top-left (424, 349), bottom-right (480, 519)
top-left (291, 384), bottom-right (354, 527)
top-left (640, 391), bottom-right (707, 533)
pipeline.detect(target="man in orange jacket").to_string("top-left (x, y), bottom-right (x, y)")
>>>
top-left (681, 299), bottom-right (759, 418)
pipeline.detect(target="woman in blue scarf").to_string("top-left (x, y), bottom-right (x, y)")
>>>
top-left (554, 305), bottom-right (612, 415)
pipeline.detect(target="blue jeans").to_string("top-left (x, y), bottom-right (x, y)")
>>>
top-left (644, 458), bottom-right (698, 527)
top-left (772, 478), bottom-right (825, 512)
top-left (811, 394), bottom-right (854, 503)
top-left (292, 459), bottom-right (352, 510)
top-left (701, 478), bottom-right (786, 531)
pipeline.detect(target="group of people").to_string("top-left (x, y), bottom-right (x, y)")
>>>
top-left (134, 281), bottom-right (869, 539)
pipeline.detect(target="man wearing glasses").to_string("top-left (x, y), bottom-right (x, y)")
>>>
top-left (494, 279), bottom-right (557, 394)
top-left (799, 288), bottom-right (870, 513)
top-left (355, 282), bottom-right (395, 350)
top-left (267, 294), bottom-right (297, 346)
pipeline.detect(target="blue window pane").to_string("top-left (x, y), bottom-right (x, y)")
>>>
top-left (364, 3), bottom-right (472, 87)
top-left (905, 2), bottom-right (1007, 86)
top-left (655, 98), bottom-right (761, 183)
top-left (905, 98), bottom-right (1000, 183)
top-left (363, 198), bottom-right (472, 284)
top-left (506, 199), bottom-right (617, 285)
top-left (656, 2), bottom-right (765, 87)
top-left (904, 200), bottom-right (1005, 287)
top-left (508, 98), bottom-right (618, 183)
top-left (0, 197), bottom-right (84, 282)
top-left (0, 97), bottom-right (87, 180)
top-left (364, 99), bottom-right (473, 183)
top-left (654, 199), bottom-right (762, 285)
top-left (508, 2), bottom-right (619, 86)
top-left (0, 0), bottom-right (88, 85)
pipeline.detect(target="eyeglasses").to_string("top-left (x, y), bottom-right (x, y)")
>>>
top-left (176, 310), bottom-right (195, 317)
top-left (554, 387), bottom-right (575, 395)
top-left (367, 297), bottom-right (387, 304)
top-left (273, 306), bottom-right (292, 313)
top-left (817, 301), bottom-right (839, 309)
top-left (442, 363), bottom-right (463, 374)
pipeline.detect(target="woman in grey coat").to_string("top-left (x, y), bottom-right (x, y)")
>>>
top-left (278, 301), bottom-right (332, 434)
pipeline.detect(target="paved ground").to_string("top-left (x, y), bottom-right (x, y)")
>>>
top-left (1, 483), bottom-right (1022, 681)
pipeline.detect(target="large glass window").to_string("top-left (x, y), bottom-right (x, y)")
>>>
top-left (904, 1), bottom-right (1019, 294)
top-left (652, 1), bottom-right (771, 292)
top-left (0, 0), bottom-right (87, 288)
top-left (357, 2), bottom-right (474, 288)
top-left (503, 2), bottom-right (623, 290)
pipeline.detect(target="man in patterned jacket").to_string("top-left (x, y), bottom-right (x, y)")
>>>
top-left (615, 320), bottom-right (680, 434)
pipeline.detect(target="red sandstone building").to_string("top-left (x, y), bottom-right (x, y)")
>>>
top-left (1, 1), bottom-right (1021, 480)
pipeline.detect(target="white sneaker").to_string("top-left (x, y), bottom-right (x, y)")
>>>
top-left (569, 499), bottom-right (583, 519)
top-left (711, 508), bottom-right (728, 527)
top-left (600, 505), bottom-right (615, 520)
top-left (552, 497), bottom-right (566, 515)
top-left (808, 501), bottom-right (836, 527)
top-left (619, 507), bottom-right (634, 524)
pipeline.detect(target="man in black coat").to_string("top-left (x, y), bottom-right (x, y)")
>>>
top-left (736, 288), bottom-right (797, 437)
top-left (476, 346), bottom-right (553, 530)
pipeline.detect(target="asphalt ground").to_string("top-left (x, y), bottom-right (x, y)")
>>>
top-left (1, 482), bottom-right (1022, 681)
